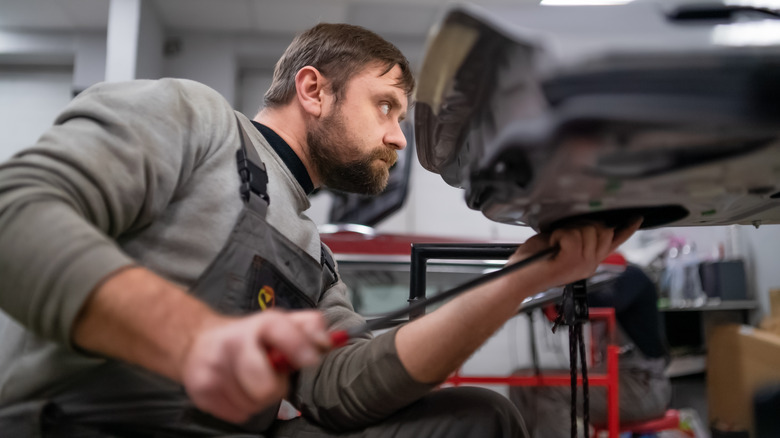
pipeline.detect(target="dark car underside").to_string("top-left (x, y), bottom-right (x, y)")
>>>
top-left (414, 2), bottom-right (780, 232)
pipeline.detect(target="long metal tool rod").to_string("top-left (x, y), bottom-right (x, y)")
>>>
top-left (346, 244), bottom-right (560, 337)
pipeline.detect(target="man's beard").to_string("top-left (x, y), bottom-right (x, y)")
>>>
top-left (307, 110), bottom-right (397, 195)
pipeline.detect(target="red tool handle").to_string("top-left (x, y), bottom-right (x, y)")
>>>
top-left (268, 330), bottom-right (351, 373)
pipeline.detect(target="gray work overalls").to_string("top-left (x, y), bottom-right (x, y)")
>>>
top-left (0, 118), bottom-right (338, 437)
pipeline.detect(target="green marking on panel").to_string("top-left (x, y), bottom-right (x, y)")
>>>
top-left (605, 179), bottom-right (622, 193)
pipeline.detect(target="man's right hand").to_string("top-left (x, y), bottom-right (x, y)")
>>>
top-left (181, 309), bottom-right (330, 423)
top-left (74, 267), bottom-right (331, 425)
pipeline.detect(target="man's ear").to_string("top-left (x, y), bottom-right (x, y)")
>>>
top-left (295, 66), bottom-right (328, 118)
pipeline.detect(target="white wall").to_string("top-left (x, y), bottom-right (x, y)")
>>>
top-left (73, 33), bottom-right (107, 92)
top-left (0, 29), bottom-right (105, 91)
top-left (0, 28), bottom-right (104, 159)
top-left (0, 66), bottom-right (74, 161)
top-left (237, 68), bottom-right (274, 118)
top-left (135, 0), bottom-right (164, 80)
top-left (0, 30), bottom-right (74, 65)
top-left (738, 225), bottom-right (780, 320)
top-left (163, 33), bottom-right (237, 105)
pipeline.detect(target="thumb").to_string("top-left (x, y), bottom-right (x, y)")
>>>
top-left (609, 217), bottom-right (643, 252)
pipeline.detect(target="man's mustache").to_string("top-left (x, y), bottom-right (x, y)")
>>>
top-left (372, 148), bottom-right (397, 167)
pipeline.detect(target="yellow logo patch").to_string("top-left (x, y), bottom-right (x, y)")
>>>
top-left (258, 286), bottom-right (275, 310)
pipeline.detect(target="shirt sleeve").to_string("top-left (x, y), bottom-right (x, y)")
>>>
top-left (292, 277), bottom-right (438, 431)
top-left (0, 78), bottom-right (235, 347)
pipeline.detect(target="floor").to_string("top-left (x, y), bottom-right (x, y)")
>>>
top-left (669, 373), bottom-right (708, 424)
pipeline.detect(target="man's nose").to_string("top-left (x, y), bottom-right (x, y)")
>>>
top-left (385, 121), bottom-right (407, 151)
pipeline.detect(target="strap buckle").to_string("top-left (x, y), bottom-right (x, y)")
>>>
top-left (236, 149), bottom-right (270, 204)
top-left (552, 279), bottom-right (589, 332)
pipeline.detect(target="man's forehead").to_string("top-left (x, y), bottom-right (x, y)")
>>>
top-left (361, 63), bottom-right (404, 87)
top-left (345, 63), bottom-right (410, 110)
top-left (387, 69), bottom-right (412, 103)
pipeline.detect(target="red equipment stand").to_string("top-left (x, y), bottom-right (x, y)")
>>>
top-left (444, 308), bottom-right (620, 438)
top-left (407, 244), bottom-right (623, 438)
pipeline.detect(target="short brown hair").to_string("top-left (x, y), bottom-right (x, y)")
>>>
top-left (263, 23), bottom-right (414, 108)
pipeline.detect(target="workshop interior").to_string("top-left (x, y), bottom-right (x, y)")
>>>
top-left (2, 0), bottom-right (780, 436)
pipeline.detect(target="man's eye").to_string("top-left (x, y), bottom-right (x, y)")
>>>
top-left (380, 103), bottom-right (391, 115)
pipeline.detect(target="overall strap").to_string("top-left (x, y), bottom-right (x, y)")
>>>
top-left (235, 114), bottom-right (338, 290)
top-left (320, 244), bottom-right (340, 289)
top-left (235, 115), bottom-right (270, 216)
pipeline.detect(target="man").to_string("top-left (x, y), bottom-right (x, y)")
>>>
top-left (0, 23), bottom-right (640, 437)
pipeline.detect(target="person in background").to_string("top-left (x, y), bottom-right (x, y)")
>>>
top-left (510, 263), bottom-right (671, 438)
top-left (0, 22), bottom-right (640, 437)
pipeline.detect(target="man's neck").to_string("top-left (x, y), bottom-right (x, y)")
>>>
top-left (254, 107), bottom-right (320, 187)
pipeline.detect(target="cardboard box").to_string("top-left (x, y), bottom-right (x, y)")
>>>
top-left (759, 317), bottom-right (780, 338)
top-left (708, 325), bottom-right (780, 436)
top-left (770, 289), bottom-right (780, 318)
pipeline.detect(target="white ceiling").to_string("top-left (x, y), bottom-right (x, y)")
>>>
top-left (0, 0), bottom-right (539, 37)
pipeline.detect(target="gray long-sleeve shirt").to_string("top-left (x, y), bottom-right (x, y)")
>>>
top-left (0, 78), bottom-right (433, 430)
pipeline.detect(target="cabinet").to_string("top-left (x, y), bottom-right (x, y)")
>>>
top-left (660, 299), bottom-right (757, 425)
top-left (661, 298), bottom-right (757, 377)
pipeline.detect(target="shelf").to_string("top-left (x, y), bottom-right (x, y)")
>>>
top-left (659, 299), bottom-right (757, 312)
top-left (665, 354), bottom-right (707, 378)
